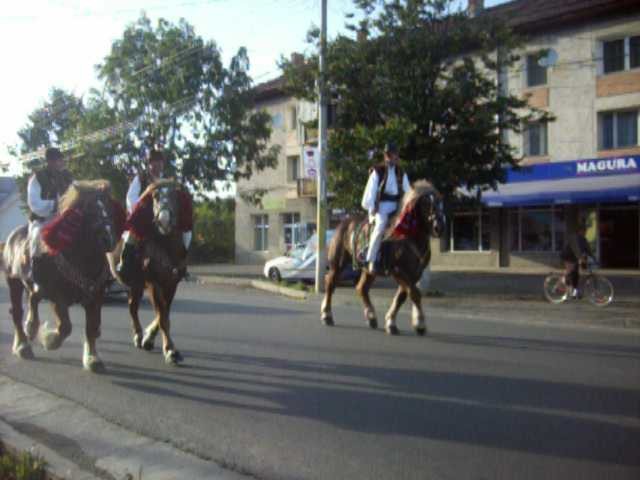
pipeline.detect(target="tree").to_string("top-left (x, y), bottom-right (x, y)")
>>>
top-left (280, 0), bottom-right (550, 209)
top-left (189, 197), bottom-right (235, 263)
top-left (96, 14), bottom-right (279, 195)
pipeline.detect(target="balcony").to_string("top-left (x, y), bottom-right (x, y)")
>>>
top-left (297, 178), bottom-right (316, 197)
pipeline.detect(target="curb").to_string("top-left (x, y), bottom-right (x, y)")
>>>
top-left (193, 275), bottom-right (309, 300)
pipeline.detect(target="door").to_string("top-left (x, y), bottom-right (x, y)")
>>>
top-left (599, 208), bottom-right (639, 268)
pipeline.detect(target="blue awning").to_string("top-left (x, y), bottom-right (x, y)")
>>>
top-left (478, 155), bottom-right (640, 207)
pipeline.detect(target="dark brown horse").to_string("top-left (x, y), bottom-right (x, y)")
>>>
top-left (109, 179), bottom-right (191, 365)
top-left (321, 181), bottom-right (446, 335)
top-left (3, 181), bottom-right (122, 372)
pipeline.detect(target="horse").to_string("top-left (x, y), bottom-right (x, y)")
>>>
top-left (321, 180), bottom-right (446, 335)
top-left (3, 180), bottom-right (124, 372)
top-left (108, 179), bottom-right (192, 365)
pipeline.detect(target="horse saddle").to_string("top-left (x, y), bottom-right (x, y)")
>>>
top-left (351, 220), bottom-right (393, 273)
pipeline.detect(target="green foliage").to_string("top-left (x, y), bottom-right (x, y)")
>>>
top-left (13, 14), bottom-right (279, 204)
top-left (0, 447), bottom-right (47, 480)
top-left (281, 0), bottom-right (551, 209)
top-left (189, 198), bottom-right (235, 263)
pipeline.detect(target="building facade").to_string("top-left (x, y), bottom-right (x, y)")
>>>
top-left (236, 0), bottom-right (640, 270)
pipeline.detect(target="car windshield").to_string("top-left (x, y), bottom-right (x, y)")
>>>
top-left (289, 246), bottom-right (306, 260)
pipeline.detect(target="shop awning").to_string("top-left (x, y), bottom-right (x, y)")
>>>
top-left (478, 156), bottom-right (640, 207)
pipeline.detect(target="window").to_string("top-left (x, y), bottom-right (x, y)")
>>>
top-left (448, 210), bottom-right (490, 252)
top-left (288, 106), bottom-right (297, 131)
top-left (603, 39), bottom-right (625, 73)
top-left (282, 212), bottom-right (302, 249)
top-left (510, 207), bottom-right (565, 252)
top-left (286, 155), bottom-right (300, 183)
top-left (526, 53), bottom-right (547, 87)
top-left (631, 36), bottom-right (640, 69)
top-left (253, 215), bottom-right (269, 251)
top-left (271, 112), bottom-right (284, 130)
top-left (523, 122), bottom-right (548, 157)
top-left (599, 110), bottom-right (638, 150)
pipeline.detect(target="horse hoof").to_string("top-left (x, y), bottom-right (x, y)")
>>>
top-left (40, 331), bottom-right (63, 351)
top-left (133, 333), bottom-right (143, 349)
top-left (84, 357), bottom-right (106, 373)
top-left (13, 343), bottom-right (34, 360)
top-left (368, 318), bottom-right (378, 329)
top-left (414, 326), bottom-right (427, 336)
top-left (164, 350), bottom-right (183, 365)
top-left (386, 325), bottom-right (399, 335)
top-left (321, 313), bottom-right (334, 326)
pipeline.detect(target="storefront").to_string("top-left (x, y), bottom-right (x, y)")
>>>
top-left (432, 155), bottom-right (640, 269)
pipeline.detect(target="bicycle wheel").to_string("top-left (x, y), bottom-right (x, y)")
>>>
top-left (543, 274), bottom-right (569, 304)
top-left (584, 274), bottom-right (614, 307)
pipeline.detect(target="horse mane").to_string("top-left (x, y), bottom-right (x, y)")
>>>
top-left (58, 180), bottom-right (111, 214)
top-left (400, 180), bottom-right (439, 211)
top-left (141, 178), bottom-right (179, 197)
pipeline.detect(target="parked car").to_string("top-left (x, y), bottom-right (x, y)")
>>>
top-left (263, 230), bottom-right (359, 284)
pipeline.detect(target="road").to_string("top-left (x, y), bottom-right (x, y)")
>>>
top-left (0, 282), bottom-right (639, 480)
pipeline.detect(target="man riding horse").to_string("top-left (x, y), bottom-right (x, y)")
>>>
top-left (117, 149), bottom-right (192, 284)
top-left (361, 142), bottom-right (411, 274)
top-left (26, 147), bottom-right (74, 292)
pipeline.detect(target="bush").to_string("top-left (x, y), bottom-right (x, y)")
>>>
top-left (0, 446), bottom-right (47, 480)
top-left (188, 198), bottom-right (235, 264)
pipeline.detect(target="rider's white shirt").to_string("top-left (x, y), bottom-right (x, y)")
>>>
top-left (126, 172), bottom-right (163, 214)
top-left (361, 166), bottom-right (411, 217)
top-left (27, 175), bottom-right (56, 220)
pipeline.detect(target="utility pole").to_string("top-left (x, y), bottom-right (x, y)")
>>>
top-left (314, 0), bottom-right (328, 293)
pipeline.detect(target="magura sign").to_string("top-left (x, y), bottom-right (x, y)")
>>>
top-left (576, 157), bottom-right (639, 176)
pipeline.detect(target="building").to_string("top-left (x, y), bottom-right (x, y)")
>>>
top-left (0, 177), bottom-right (28, 244)
top-left (236, 0), bottom-right (640, 270)
top-left (235, 76), bottom-right (320, 264)
top-left (431, 0), bottom-right (640, 270)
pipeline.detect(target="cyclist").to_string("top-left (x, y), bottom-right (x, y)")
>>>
top-left (560, 223), bottom-right (596, 298)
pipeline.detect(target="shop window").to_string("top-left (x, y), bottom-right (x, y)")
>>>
top-left (510, 207), bottom-right (565, 252)
top-left (448, 210), bottom-right (490, 251)
top-left (526, 53), bottom-right (547, 87)
top-left (523, 122), bottom-right (548, 156)
top-left (599, 110), bottom-right (638, 150)
top-left (253, 214), bottom-right (269, 251)
top-left (282, 212), bottom-right (302, 250)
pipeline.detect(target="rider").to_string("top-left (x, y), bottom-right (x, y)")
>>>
top-left (361, 142), bottom-right (411, 274)
top-left (26, 147), bottom-right (74, 289)
top-left (117, 149), bottom-right (192, 282)
top-left (560, 222), bottom-right (596, 298)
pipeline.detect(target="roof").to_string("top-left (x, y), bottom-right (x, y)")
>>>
top-left (482, 0), bottom-right (640, 35)
top-left (252, 0), bottom-right (640, 100)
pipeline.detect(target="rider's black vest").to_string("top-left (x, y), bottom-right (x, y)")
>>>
top-left (372, 163), bottom-right (404, 208)
top-left (29, 169), bottom-right (73, 221)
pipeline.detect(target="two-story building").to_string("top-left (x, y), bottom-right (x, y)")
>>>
top-left (236, 0), bottom-right (640, 270)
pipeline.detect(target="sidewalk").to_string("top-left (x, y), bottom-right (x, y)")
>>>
top-left (189, 263), bottom-right (640, 302)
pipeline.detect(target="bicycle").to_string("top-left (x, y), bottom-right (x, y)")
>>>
top-left (543, 262), bottom-right (614, 307)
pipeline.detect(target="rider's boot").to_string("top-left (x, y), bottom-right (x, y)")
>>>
top-left (116, 242), bottom-right (138, 285)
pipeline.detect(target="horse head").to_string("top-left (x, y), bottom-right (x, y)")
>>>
top-left (148, 179), bottom-right (179, 236)
top-left (58, 180), bottom-right (119, 254)
top-left (409, 181), bottom-right (447, 239)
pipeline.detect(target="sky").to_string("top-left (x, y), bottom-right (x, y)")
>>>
top-left (0, 0), bottom-right (508, 175)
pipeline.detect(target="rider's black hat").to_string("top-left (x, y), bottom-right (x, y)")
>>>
top-left (45, 147), bottom-right (63, 163)
top-left (384, 142), bottom-right (398, 154)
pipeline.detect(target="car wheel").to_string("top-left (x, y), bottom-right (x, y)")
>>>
top-left (268, 267), bottom-right (281, 283)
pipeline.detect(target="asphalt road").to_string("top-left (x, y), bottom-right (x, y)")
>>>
top-left (0, 282), bottom-right (639, 480)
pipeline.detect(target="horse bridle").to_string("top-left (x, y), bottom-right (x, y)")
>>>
top-left (425, 193), bottom-right (445, 237)
top-left (153, 186), bottom-right (177, 236)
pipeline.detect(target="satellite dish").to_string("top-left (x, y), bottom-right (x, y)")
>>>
top-left (538, 48), bottom-right (558, 68)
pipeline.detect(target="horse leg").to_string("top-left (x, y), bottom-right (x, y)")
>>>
top-left (321, 267), bottom-right (339, 326)
top-left (83, 300), bottom-right (105, 373)
top-left (356, 271), bottom-right (377, 329)
top-left (7, 277), bottom-right (33, 359)
top-left (141, 285), bottom-right (159, 351)
top-left (385, 285), bottom-right (408, 336)
top-left (151, 283), bottom-right (182, 365)
top-left (407, 283), bottom-right (427, 336)
top-left (24, 291), bottom-right (41, 341)
top-left (129, 285), bottom-right (145, 349)
top-left (40, 303), bottom-right (71, 351)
